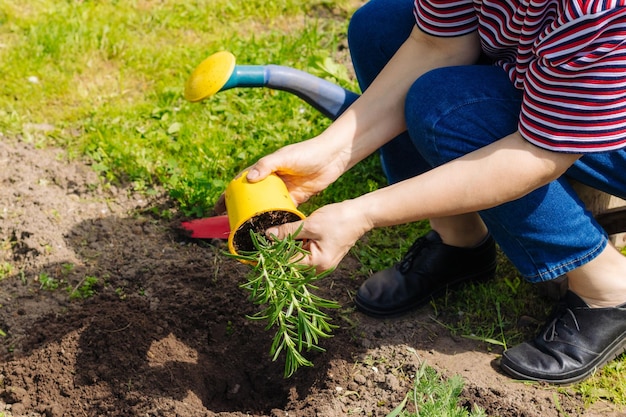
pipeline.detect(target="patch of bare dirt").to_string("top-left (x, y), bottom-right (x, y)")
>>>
top-left (0, 139), bottom-right (622, 416)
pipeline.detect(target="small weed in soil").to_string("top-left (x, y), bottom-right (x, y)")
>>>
top-left (389, 362), bottom-right (487, 417)
top-left (230, 228), bottom-right (340, 377)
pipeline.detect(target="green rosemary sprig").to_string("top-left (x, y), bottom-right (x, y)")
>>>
top-left (231, 228), bottom-right (340, 378)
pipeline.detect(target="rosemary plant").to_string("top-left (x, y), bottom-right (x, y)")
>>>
top-left (231, 228), bottom-right (340, 378)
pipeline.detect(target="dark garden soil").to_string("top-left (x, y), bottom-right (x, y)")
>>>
top-left (0, 139), bottom-right (624, 417)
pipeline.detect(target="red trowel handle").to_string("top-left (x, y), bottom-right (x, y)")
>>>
top-left (180, 215), bottom-right (230, 239)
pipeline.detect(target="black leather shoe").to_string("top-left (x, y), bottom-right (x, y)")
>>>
top-left (355, 230), bottom-right (497, 318)
top-left (501, 291), bottom-right (626, 384)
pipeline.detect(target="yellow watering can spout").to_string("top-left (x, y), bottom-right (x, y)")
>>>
top-left (184, 51), bottom-right (237, 102)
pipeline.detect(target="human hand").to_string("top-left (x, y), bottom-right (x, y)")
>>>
top-left (246, 136), bottom-right (349, 206)
top-left (213, 136), bottom-right (347, 215)
top-left (265, 200), bottom-right (372, 272)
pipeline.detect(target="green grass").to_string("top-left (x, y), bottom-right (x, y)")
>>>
top-left (1, 0), bottom-right (625, 411)
top-left (576, 355), bottom-right (626, 406)
top-left (387, 362), bottom-right (487, 417)
top-left (431, 261), bottom-right (552, 350)
top-left (0, 262), bottom-right (13, 280)
top-left (0, 0), bottom-right (360, 216)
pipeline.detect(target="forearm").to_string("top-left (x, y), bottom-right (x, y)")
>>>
top-left (247, 27), bottom-right (480, 194)
top-left (321, 26), bottom-right (481, 171)
top-left (353, 133), bottom-right (582, 230)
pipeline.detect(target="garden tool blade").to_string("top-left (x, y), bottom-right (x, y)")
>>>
top-left (180, 215), bottom-right (230, 239)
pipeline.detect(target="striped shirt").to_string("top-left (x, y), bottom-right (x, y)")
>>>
top-left (414, 0), bottom-right (626, 153)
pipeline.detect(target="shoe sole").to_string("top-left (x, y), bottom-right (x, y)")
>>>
top-left (354, 263), bottom-right (497, 319)
top-left (500, 332), bottom-right (626, 385)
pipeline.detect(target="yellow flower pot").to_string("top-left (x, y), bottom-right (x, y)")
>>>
top-left (225, 171), bottom-right (305, 257)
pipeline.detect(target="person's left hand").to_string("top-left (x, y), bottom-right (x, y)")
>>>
top-left (266, 200), bottom-right (372, 272)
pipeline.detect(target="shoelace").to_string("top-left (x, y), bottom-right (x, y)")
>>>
top-left (397, 236), bottom-right (430, 274)
top-left (544, 306), bottom-right (580, 342)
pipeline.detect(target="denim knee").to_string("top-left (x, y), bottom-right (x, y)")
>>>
top-left (404, 70), bottom-right (448, 166)
top-left (405, 66), bottom-right (522, 167)
top-left (348, 0), bottom-right (415, 89)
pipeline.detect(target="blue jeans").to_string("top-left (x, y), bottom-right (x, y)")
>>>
top-left (348, 0), bottom-right (626, 282)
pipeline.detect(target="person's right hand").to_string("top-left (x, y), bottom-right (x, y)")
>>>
top-left (245, 135), bottom-right (350, 206)
top-left (212, 134), bottom-right (349, 215)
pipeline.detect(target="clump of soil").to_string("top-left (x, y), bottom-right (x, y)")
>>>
top-left (232, 210), bottom-right (303, 253)
top-left (0, 139), bottom-right (621, 417)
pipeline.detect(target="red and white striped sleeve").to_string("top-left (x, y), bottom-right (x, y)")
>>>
top-left (414, 0), bottom-right (626, 153)
top-left (520, 6), bottom-right (626, 153)
top-left (413, 0), bottom-right (477, 36)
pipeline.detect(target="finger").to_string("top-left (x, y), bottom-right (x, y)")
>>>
top-left (246, 158), bottom-right (275, 183)
top-left (306, 241), bottom-right (335, 273)
top-left (265, 220), bottom-right (305, 241)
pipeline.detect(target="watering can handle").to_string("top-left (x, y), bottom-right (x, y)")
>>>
top-left (224, 65), bottom-right (360, 120)
top-left (265, 65), bottom-right (359, 120)
top-left (185, 52), bottom-right (361, 120)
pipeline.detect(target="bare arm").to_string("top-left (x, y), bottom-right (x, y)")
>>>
top-left (324, 26), bottom-right (482, 171)
top-left (247, 27), bottom-right (482, 204)
top-left (355, 132), bottom-right (581, 228)
top-left (273, 133), bottom-right (582, 271)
